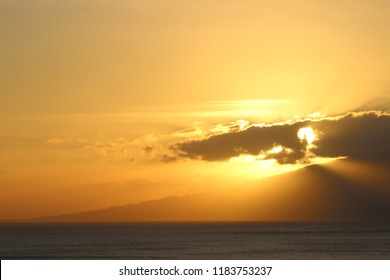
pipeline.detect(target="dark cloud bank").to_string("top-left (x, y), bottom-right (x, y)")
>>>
top-left (175, 112), bottom-right (390, 164)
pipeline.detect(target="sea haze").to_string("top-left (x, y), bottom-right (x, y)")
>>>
top-left (0, 222), bottom-right (389, 260)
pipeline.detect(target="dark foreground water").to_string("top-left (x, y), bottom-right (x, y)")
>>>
top-left (0, 223), bottom-right (389, 259)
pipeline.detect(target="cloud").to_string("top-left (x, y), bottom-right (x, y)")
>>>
top-left (174, 111), bottom-right (390, 164)
top-left (44, 111), bottom-right (390, 165)
top-left (310, 112), bottom-right (390, 162)
top-left (353, 97), bottom-right (390, 112)
top-left (176, 121), bottom-right (309, 162)
top-left (46, 138), bottom-right (90, 148)
top-left (45, 134), bottom-right (175, 164)
top-left (45, 137), bottom-right (138, 163)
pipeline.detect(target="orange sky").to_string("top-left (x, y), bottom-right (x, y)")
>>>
top-left (0, 0), bottom-right (389, 220)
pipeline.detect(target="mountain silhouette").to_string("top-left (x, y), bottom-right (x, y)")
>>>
top-left (19, 159), bottom-right (390, 222)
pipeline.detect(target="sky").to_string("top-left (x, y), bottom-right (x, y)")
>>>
top-left (0, 0), bottom-right (389, 220)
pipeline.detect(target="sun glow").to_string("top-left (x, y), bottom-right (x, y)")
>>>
top-left (270, 145), bottom-right (283, 154)
top-left (227, 155), bottom-right (305, 179)
top-left (298, 127), bottom-right (316, 145)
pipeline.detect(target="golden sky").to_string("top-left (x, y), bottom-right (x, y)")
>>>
top-left (0, 0), bottom-right (389, 220)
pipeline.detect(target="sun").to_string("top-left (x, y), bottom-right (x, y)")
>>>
top-left (298, 127), bottom-right (316, 145)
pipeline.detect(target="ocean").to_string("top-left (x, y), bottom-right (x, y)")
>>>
top-left (0, 222), bottom-right (389, 259)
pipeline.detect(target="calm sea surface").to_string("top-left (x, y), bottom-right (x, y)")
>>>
top-left (0, 223), bottom-right (389, 259)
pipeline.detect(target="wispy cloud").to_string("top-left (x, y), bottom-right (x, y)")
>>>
top-left (45, 133), bottom-right (178, 164)
top-left (46, 137), bottom-right (139, 163)
top-left (56, 99), bottom-right (293, 122)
